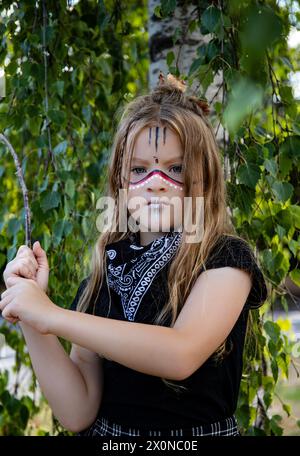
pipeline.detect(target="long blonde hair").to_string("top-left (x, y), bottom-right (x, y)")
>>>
top-left (75, 76), bottom-right (257, 393)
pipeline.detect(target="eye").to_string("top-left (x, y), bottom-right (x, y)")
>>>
top-left (170, 165), bottom-right (183, 173)
top-left (131, 167), bottom-right (146, 174)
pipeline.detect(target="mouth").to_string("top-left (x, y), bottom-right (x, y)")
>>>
top-left (147, 199), bottom-right (170, 206)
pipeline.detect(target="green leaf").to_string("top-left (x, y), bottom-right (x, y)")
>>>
top-left (289, 269), bottom-right (300, 287)
top-left (279, 136), bottom-right (300, 159)
top-left (275, 225), bottom-right (286, 241)
top-left (264, 158), bottom-right (278, 176)
top-left (263, 390), bottom-right (273, 408)
top-left (65, 179), bottom-right (75, 199)
top-left (291, 205), bottom-right (300, 229)
top-left (53, 219), bottom-right (65, 246)
top-left (223, 78), bottom-right (264, 134)
top-left (51, 80), bottom-right (65, 98)
top-left (270, 358), bottom-right (278, 383)
top-left (40, 191), bottom-right (61, 212)
top-left (282, 403), bottom-right (291, 417)
top-left (154, 6), bottom-right (162, 18)
top-left (237, 163), bottom-right (261, 188)
top-left (278, 154), bottom-right (293, 178)
top-left (188, 57), bottom-right (205, 76)
top-left (161, 0), bottom-right (176, 17)
top-left (264, 321), bottom-right (280, 344)
top-left (166, 51), bottom-right (175, 66)
top-left (82, 105), bottom-right (92, 125)
top-left (7, 217), bottom-right (21, 237)
top-left (48, 109), bottom-right (66, 125)
top-left (201, 6), bottom-right (222, 33)
top-left (289, 239), bottom-right (299, 256)
top-left (279, 85), bottom-right (294, 104)
top-left (53, 140), bottom-right (68, 155)
top-left (272, 181), bottom-right (293, 202)
top-left (270, 415), bottom-right (283, 436)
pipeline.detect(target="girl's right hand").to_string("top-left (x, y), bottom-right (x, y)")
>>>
top-left (3, 241), bottom-right (49, 293)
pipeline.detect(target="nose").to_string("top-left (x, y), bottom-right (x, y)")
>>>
top-left (146, 172), bottom-right (169, 193)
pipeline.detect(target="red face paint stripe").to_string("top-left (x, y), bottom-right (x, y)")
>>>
top-left (129, 169), bottom-right (184, 186)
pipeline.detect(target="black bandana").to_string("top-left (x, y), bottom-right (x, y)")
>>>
top-left (104, 230), bottom-right (183, 322)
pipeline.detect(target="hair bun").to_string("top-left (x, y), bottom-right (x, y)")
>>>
top-left (157, 71), bottom-right (210, 116)
top-left (158, 71), bottom-right (187, 93)
top-left (189, 96), bottom-right (210, 116)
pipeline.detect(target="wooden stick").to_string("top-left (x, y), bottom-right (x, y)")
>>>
top-left (0, 133), bottom-right (32, 248)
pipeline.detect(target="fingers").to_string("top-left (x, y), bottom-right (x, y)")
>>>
top-left (16, 245), bottom-right (39, 269)
top-left (1, 300), bottom-right (17, 322)
top-left (3, 256), bottom-right (38, 285)
top-left (0, 290), bottom-right (19, 324)
top-left (14, 259), bottom-right (36, 278)
top-left (0, 293), bottom-right (11, 312)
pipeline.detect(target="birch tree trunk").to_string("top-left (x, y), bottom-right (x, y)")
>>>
top-left (147, 0), bottom-right (230, 180)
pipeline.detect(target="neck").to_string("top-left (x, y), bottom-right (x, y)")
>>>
top-left (139, 230), bottom-right (167, 246)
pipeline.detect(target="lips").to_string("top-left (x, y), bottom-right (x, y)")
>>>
top-left (147, 199), bottom-right (170, 205)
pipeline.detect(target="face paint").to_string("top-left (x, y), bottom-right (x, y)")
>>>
top-left (128, 125), bottom-right (184, 190)
top-left (148, 126), bottom-right (167, 155)
top-left (128, 169), bottom-right (184, 191)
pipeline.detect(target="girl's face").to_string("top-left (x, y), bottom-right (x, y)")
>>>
top-left (125, 125), bottom-right (185, 233)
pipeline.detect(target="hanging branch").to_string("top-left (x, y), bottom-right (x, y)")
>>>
top-left (0, 133), bottom-right (32, 248)
top-left (42, 0), bottom-right (56, 173)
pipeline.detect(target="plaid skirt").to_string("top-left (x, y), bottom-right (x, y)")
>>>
top-left (76, 414), bottom-right (241, 437)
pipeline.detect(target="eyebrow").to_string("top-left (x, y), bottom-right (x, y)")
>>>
top-left (131, 156), bottom-right (183, 164)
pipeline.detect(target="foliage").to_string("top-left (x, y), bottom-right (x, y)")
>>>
top-left (172, 0), bottom-right (300, 436)
top-left (0, 0), bottom-right (148, 435)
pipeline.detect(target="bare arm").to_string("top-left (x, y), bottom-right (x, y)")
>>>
top-left (2, 243), bottom-right (254, 387)
top-left (2, 243), bottom-right (103, 432)
top-left (44, 267), bottom-right (253, 382)
top-left (19, 321), bottom-right (103, 433)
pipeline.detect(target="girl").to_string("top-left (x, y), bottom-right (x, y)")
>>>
top-left (0, 73), bottom-right (268, 437)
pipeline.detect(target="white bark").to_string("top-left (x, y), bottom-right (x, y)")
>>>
top-left (147, 0), bottom-right (229, 179)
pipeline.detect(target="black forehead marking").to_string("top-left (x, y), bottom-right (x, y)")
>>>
top-left (155, 126), bottom-right (159, 151)
top-left (163, 126), bottom-right (166, 145)
top-left (148, 127), bottom-right (152, 145)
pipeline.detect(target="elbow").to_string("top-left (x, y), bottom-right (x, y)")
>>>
top-left (175, 365), bottom-right (193, 382)
top-left (176, 362), bottom-right (200, 381)
top-left (53, 416), bottom-right (81, 434)
top-left (174, 347), bottom-right (204, 381)
top-left (169, 347), bottom-right (196, 382)
top-left (57, 414), bottom-right (97, 434)
top-left (61, 420), bottom-right (90, 434)
top-left (66, 423), bottom-right (87, 434)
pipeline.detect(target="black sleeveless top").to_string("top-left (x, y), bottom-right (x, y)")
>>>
top-left (69, 233), bottom-right (268, 430)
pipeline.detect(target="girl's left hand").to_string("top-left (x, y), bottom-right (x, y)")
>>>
top-left (0, 276), bottom-right (58, 334)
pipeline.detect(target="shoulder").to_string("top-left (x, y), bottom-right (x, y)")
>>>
top-left (203, 234), bottom-right (269, 310)
top-left (205, 234), bottom-right (257, 267)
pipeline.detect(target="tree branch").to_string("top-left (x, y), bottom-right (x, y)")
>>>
top-left (0, 133), bottom-right (32, 248)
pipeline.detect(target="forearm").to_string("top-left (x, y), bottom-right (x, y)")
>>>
top-left (48, 308), bottom-right (187, 381)
top-left (18, 321), bottom-right (93, 430)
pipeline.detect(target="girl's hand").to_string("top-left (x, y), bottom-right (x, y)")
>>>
top-left (3, 241), bottom-right (49, 292)
top-left (0, 276), bottom-right (57, 334)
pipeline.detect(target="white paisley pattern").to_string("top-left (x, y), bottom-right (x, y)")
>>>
top-left (106, 231), bottom-right (182, 321)
top-left (106, 249), bottom-right (117, 260)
